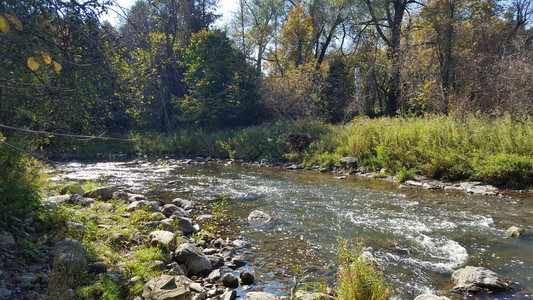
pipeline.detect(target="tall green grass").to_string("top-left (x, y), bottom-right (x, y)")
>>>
top-left (303, 115), bottom-right (533, 188)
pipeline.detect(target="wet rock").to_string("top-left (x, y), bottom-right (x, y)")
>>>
top-left (0, 233), bottom-right (15, 247)
top-left (460, 182), bottom-right (498, 196)
top-left (162, 204), bottom-right (183, 217)
top-left (90, 261), bottom-right (108, 274)
top-left (404, 180), bottom-right (423, 187)
top-left (451, 266), bottom-right (512, 293)
top-left (174, 243), bottom-right (212, 276)
top-left (505, 226), bottom-right (525, 238)
top-left (150, 231), bottom-right (177, 249)
top-left (232, 258), bottom-right (246, 268)
top-left (244, 292), bottom-right (280, 300)
top-left (247, 210), bottom-right (272, 224)
top-left (286, 164), bottom-right (303, 170)
top-left (222, 273), bottom-right (239, 288)
top-left (83, 186), bottom-right (117, 201)
top-left (340, 157), bottom-right (357, 168)
top-left (142, 275), bottom-right (191, 300)
top-left (414, 295), bottom-right (451, 300)
top-left (240, 270), bottom-right (254, 285)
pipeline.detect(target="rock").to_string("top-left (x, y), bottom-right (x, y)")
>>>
top-left (0, 233), bottom-right (15, 247)
top-left (60, 182), bottom-right (84, 195)
top-left (213, 238), bottom-right (227, 248)
top-left (153, 212), bottom-right (167, 221)
top-left (150, 231), bottom-right (177, 249)
top-left (232, 258), bottom-right (246, 268)
top-left (142, 275), bottom-right (191, 300)
top-left (340, 157), bottom-right (357, 168)
top-left (240, 270), bottom-right (254, 285)
top-left (0, 288), bottom-right (12, 298)
top-left (505, 226), bottom-right (525, 238)
top-left (130, 276), bottom-right (143, 283)
top-left (149, 260), bottom-right (167, 271)
top-left (83, 186), bottom-right (117, 201)
top-left (109, 233), bottom-right (128, 246)
top-left (451, 266), bottom-right (512, 293)
top-left (174, 243), bottom-right (212, 276)
top-left (414, 295), bottom-right (451, 300)
top-left (207, 255), bottom-right (224, 269)
top-left (223, 289), bottom-right (237, 300)
top-left (207, 269), bottom-right (221, 282)
top-left (222, 273), bottom-right (239, 288)
top-left (286, 164), bottom-right (303, 170)
top-left (294, 291), bottom-right (331, 300)
top-left (404, 180), bottom-right (423, 187)
top-left (460, 182), bottom-right (498, 196)
top-left (47, 239), bottom-right (87, 299)
top-left (147, 201), bottom-right (162, 212)
top-left (90, 261), bottom-right (108, 274)
top-left (172, 198), bottom-right (196, 210)
top-left (162, 204), bottom-right (183, 217)
top-left (189, 282), bottom-right (204, 293)
top-left (244, 292), bottom-right (280, 300)
top-left (127, 200), bottom-right (148, 211)
top-left (62, 289), bottom-right (75, 300)
top-left (175, 217), bottom-right (196, 235)
top-left (196, 214), bottom-right (213, 221)
top-left (129, 194), bottom-right (148, 202)
top-left (113, 191), bottom-right (130, 201)
top-left (247, 210), bottom-right (272, 224)
top-left (16, 272), bottom-right (39, 285)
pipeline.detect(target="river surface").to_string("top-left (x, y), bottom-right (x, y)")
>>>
top-left (51, 158), bottom-right (533, 299)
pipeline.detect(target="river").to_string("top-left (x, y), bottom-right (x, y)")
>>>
top-left (51, 158), bottom-right (533, 299)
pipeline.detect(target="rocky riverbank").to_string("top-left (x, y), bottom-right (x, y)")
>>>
top-left (0, 156), bottom-right (528, 300)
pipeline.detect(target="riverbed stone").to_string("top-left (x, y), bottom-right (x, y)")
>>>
top-left (153, 212), bottom-right (166, 221)
top-left (340, 157), bottom-right (358, 168)
top-left (47, 239), bottom-right (87, 299)
top-left (244, 292), bottom-right (280, 300)
top-left (207, 255), bottom-right (224, 269)
top-left (109, 232), bottom-right (128, 246)
top-left (223, 289), bottom-right (237, 300)
top-left (142, 275), bottom-right (191, 300)
top-left (414, 295), bottom-right (451, 300)
top-left (247, 210), bottom-right (272, 224)
top-left (162, 204), bottom-right (182, 217)
top-left (172, 199), bottom-right (196, 210)
top-left (174, 243), bottom-right (212, 276)
top-left (222, 273), bottom-right (239, 288)
top-left (451, 266), bottom-right (512, 293)
top-left (127, 200), bottom-right (148, 211)
top-left (129, 194), bottom-right (148, 202)
top-left (505, 226), bottom-right (525, 238)
top-left (84, 186), bottom-right (117, 201)
top-left (175, 217), bottom-right (196, 235)
top-left (240, 270), bottom-right (255, 285)
top-left (16, 272), bottom-right (39, 285)
top-left (150, 231), bottom-right (177, 249)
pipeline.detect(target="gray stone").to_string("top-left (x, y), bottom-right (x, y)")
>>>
top-left (244, 292), bottom-right (280, 300)
top-left (208, 269), bottom-right (221, 282)
top-left (247, 210), bottom-right (272, 224)
top-left (142, 275), bottom-right (192, 300)
top-left (0, 233), bottom-right (15, 247)
top-left (162, 204), bottom-right (182, 217)
top-left (339, 156), bottom-right (357, 167)
top-left (505, 226), bottom-right (525, 238)
top-left (153, 212), bottom-right (167, 221)
top-left (150, 231), bottom-right (177, 249)
top-left (127, 200), bottom-right (148, 211)
top-left (414, 295), bottom-right (451, 300)
top-left (16, 272), bottom-right (39, 285)
top-left (294, 291), bottom-right (331, 300)
top-left (149, 260), bottom-right (167, 271)
top-left (223, 290), bottom-right (237, 300)
top-left (113, 191), bottom-right (130, 201)
top-left (451, 266), bottom-right (512, 293)
top-left (240, 270), bottom-right (254, 285)
top-left (174, 243), bottom-right (212, 276)
top-left (147, 201), bottom-right (162, 212)
top-left (196, 215), bottom-right (213, 221)
top-left (83, 186), bottom-right (117, 201)
top-left (222, 273), bottom-right (239, 288)
top-left (213, 238), bottom-right (227, 248)
top-left (172, 199), bottom-right (196, 210)
top-left (128, 194), bottom-right (148, 202)
top-left (90, 261), bottom-right (108, 274)
top-left (130, 276), bottom-right (143, 283)
top-left (60, 182), bottom-right (84, 195)
top-left (175, 217), bottom-right (196, 235)
top-left (189, 282), bottom-right (204, 293)
top-left (207, 255), bottom-right (224, 269)
top-left (47, 239), bottom-right (87, 299)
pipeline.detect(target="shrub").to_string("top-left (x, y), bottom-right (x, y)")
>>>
top-left (396, 168), bottom-right (415, 182)
top-left (473, 154), bottom-right (533, 188)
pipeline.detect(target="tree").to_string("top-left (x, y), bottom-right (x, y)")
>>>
top-left (318, 57), bottom-right (355, 123)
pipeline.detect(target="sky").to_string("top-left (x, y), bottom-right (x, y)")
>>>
top-left (101, 0), bottom-right (238, 27)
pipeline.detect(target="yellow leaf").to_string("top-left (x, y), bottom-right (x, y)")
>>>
top-left (5, 14), bottom-right (22, 31)
top-left (0, 16), bottom-right (10, 34)
top-left (53, 61), bottom-right (62, 74)
top-left (27, 57), bottom-right (39, 70)
top-left (41, 52), bottom-right (52, 64)
top-left (0, 131), bottom-right (5, 142)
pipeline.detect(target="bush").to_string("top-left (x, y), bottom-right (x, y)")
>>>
top-left (0, 146), bottom-right (43, 233)
top-left (473, 154), bottom-right (533, 188)
top-left (337, 239), bottom-right (389, 300)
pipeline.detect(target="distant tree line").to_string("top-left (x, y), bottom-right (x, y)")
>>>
top-left (1, 0), bottom-right (532, 141)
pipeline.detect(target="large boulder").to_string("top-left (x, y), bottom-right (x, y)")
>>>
top-left (83, 186), bottom-right (117, 201)
top-left (150, 231), bottom-right (177, 250)
top-left (142, 275), bottom-right (192, 300)
top-left (247, 210), bottom-right (272, 224)
top-left (174, 243), bottom-right (212, 276)
top-left (451, 266), bottom-right (512, 293)
top-left (47, 239), bottom-right (87, 299)
top-left (244, 292), bottom-right (280, 300)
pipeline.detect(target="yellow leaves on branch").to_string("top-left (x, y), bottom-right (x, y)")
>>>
top-left (0, 14), bottom-right (23, 34)
top-left (27, 54), bottom-right (62, 74)
top-left (0, 131), bottom-right (5, 142)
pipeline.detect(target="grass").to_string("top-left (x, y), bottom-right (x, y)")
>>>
top-left (336, 239), bottom-right (389, 300)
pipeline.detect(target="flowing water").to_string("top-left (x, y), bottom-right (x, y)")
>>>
top-left (51, 158), bottom-right (533, 299)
